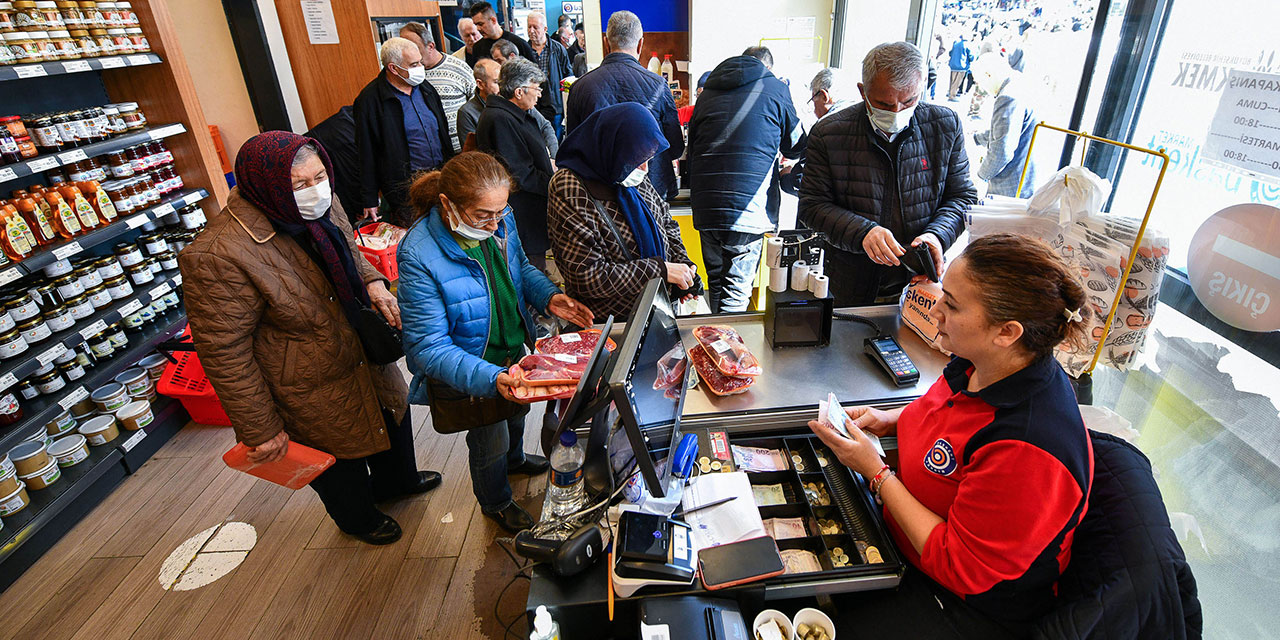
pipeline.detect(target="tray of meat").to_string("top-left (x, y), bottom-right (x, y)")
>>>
top-left (689, 341), bottom-right (754, 396)
top-left (535, 329), bottom-right (617, 358)
top-left (511, 353), bottom-right (588, 387)
top-left (653, 342), bottom-right (687, 391)
top-left (508, 372), bottom-right (577, 403)
top-left (693, 325), bottom-right (763, 377)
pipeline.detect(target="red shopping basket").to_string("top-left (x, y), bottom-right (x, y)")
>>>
top-left (356, 223), bottom-right (399, 281)
top-left (156, 327), bottom-right (232, 426)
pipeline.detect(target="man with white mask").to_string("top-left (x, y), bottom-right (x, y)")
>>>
top-left (354, 36), bottom-right (454, 226)
top-left (799, 41), bottom-right (976, 306)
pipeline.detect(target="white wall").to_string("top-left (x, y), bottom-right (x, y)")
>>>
top-left (167, 0), bottom-right (259, 162)
top-left (839, 1), bottom-right (914, 70)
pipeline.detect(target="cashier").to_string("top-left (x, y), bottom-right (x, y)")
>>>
top-left (809, 233), bottom-right (1094, 638)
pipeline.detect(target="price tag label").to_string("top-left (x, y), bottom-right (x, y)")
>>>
top-left (79, 319), bottom-right (108, 340)
top-left (0, 167), bottom-right (16, 183)
top-left (14, 65), bottom-right (48, 79)
top-left (172, 274), bottom-right (182, 287)
top-left (118, 299), bottom-right (144, 317)
top-left (28, 157), bottom-right (59, 172)
top-left (57, 149), bottom-right (88, 164)
top-left (53, 241), bottom-right (83, 260)
top-left (150, 124), bottom-right (185, 140)
top-left (148, 282), bottom-right (171, 299)
top-left (121, 428), bottom-right (147, 452)
top-left (37, 344), bottom-right (66, 366)
top-left (152, 203), bottom-right (175, 217)
top-left (99, 57), bottom-right (126, 69)
top-left (125, 214), bottom-right (149, 229)
top-left (0, 267), bottom-right (20, 287)
top-left (0, 372), bottom-right (17, 393)
top-left (58, 386), bottom-right (89, 410)
top-left (126, 55), bottom-right (152, 66)
top-left (560, 333), bottom-right (581, 343)
top-left (62, 60), bottom-right (92, 73)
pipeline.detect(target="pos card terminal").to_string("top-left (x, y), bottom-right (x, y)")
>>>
top-left (613, 511), bottom-right (697, 596)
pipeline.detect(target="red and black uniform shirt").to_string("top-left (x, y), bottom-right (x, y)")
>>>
top-left (887, 355), bottom-right (1093, 624)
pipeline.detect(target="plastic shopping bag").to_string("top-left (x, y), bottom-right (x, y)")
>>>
top-left (899, 281), bottom-right (950, 355)
top-left (1027, 166), bottom-right (1112, 225)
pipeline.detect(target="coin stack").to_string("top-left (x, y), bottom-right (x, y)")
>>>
top-left (815, 450), bottom-right (830, 467)
top-left (804, 481), bottom-right (831, 507)
top-left (698, 456), bottom-right (724, 474)
top-left (790, 451), bottom-right (806, 472)
top-left (818, 518), bottom-right (843, 535)
top-left (830, 546), bottom-right (852, 568)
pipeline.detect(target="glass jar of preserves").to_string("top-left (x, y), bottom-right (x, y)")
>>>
top-left (13, 134), bottom-right (37, 158)
top-left (115, 101), bottom-right (143, 129)
top-left (150, 140), bottom-right (173, 166)
top-left (102, 180), bottom-right (130, 215)
top-left (125, 260), bottom-right (152, 284)
top-left (68, 27), bottom-right (94, 56)
top-left (0, 125), bottom-right (20, 164)
top-left (5, 31), bottom-right (41, 63)
top-left (55, 0), bottom-right (80, 27)
top-left (64, 292), bottom-right (92, 319)
top-left (124, 177), bottom-right (145, 210)
top-left (28, 29), bottom-right (56, 60)
top-left (101, 104), bottom-right (123, 133)
top-left (105, 149), bottom-right (132, 178)
top-left (43, 303), bottom-right (73, 332)
top-left (69, 109), bottom-right (94, 142)
top-left (87, 107), bottom-right (109, 141)
top-left (113, 240), bottom-right (142, 266)
top-left (16, 315), bottom-right (51, 343)
top-left (87, 25), bottom-right (108, 54)
top-left (137, 174), bottom-right (158, 204)
top-left (160, 166), bottom-right (183, 195)
top-left (43, 190), bottom-right (83, 238)
top-left (1, 115), bottom-right (27, 138)
top-left (83, 282), bottom-right (109, 308)
top-left (103, 274), bottom-right (130, 299)
top-left (34, 1), bottom-right (61, 28)
top-left (52, 273), bottom-right (83, 299)
top-left (145, 255), bottom-right (159, 274)
top-left (97, 0), bottom-right (117, 26)
top-left (76, 0), bottom-right (98, 26)
top-left (32, 368), bottom-right (65, 394)
top-left (56, 184), bottom-right (98, 230)
top-left (0, 2), bottom-right (16, 32)
top-left (59, 359), bottom-right (84, 381)
top-left (86, 330), bottom-right (110, 358)
top-left (12, 0), bottom-right (43, 30)
top-left (104, 25), bottom-right (124, 51)
top-left (94, 258), bottom-right (122, 281)
top-left (4, 291), bottom-right (41, 322)
top-left (123, 24), bottom-right (142, 51)
top-left (28, 115), bottom-right (61, 152)
top-left (0, 326), bottom-right (27, 359)
top-left (105, 321), bottom-right (126, 348)
top-left (76, 180), bottom-right (116, 223)
top-left (16, 379), bottom-right (38, 400)
top-left (14, 196), bottom-right (56, 245)
top-left (34, 281), bottom-right (60, 307)
top-left (47, 27), bottom-right (75, 58)
top-left (156, 249), bottom-right (177, 271)
top-left (73, 263), bottom-right (101, 288)
top-left (123, 144), bottom-right (146, 173)
top-left (52, 112), bottom-right (77, 146)
top-left (141, 232), bottom-right (165, 255)
top-left (0, 304), bottom-right (12, 333)
top-left (115, 0), bottom-right (132, 25)
top-left (66, 159), bottom-right (92, 182)
top-left (0, 41), bottom-right (14, 65)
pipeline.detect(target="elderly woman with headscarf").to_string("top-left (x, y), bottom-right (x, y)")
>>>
top-left (547, 102), bottom-right (702, 319)
top-left (179, 132), bottom-right (441, 546)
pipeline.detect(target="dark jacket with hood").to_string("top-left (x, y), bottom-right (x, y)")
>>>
top-left (687, 55), bottom-right (805, 235)
top-left (353, 73), bottom-right (455, 226)
top-left (798, 102), bottom-right (975, 305)
top-left (564, 52), bottom-right (684, 200)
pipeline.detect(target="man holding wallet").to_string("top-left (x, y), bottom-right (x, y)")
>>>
top-left (799, 41), bottom-right (976, 306)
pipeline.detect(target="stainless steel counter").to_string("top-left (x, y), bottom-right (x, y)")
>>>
top-left (673, 306), bottom-right (950, 432)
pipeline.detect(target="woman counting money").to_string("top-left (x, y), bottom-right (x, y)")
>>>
top-left (810, 233), bottom-right (1094, 638)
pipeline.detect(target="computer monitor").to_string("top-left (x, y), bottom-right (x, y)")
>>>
top-left (545, 316), bottom-right (617, 498)
top-left (605, 278), bottom-right (689, 498)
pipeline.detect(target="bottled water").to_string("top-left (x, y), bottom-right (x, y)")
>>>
top-left (544, 431), bottom-right (587, 521)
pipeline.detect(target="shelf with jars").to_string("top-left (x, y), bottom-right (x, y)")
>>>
top-left (0, 52), bottom-right (160, 81)
top-left (1, 0), bottom-right (156, 73)
top-left (1, 113), bottom-right (182, 185)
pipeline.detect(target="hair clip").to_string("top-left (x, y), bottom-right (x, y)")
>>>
top-left (1063, 307), bottom-right (1083, 323)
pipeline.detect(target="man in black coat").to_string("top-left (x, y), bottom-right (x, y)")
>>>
top-left (305, 106), bottom-right (361, 225)
top-left (476, 58), bottom-right (553, 269)
top-left (799, 41), bottom-right (976, 306)
top-left (353, 37), bottom-right (454, 227)
top-left (468, 1), bottom-right (535, 64)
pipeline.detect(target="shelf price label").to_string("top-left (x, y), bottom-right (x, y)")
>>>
top-left (152, 202), bottom-right (175, 217)
top-left (150, 125), bottom-right (186, 140)
top-left (0, 168), bottom-right (16, 183)
top-left (79, 319), bottom-right (109, 340)
top-left (0, 267), bottom-right (20, 287)
top-left (14, 65), bottom-right (48, 79)
top-left (118, 299), bottom-right (144, 317)
top-left (121, 428), bottom-right (148, 452)
top-left (149, 282), bottom-right (172, 299)
top-left (27, 157), bottom-right (60, 172)
top-left (125, 214), bottom-right (149, 229)
top-left (126, 55), bottom-right (152, 66)
top-left (37, 344), bottom-right (66, 366)
top-left (62, 60), bottom-right (92, 73)
top-left (57, 149), bottom-right (88, 164)
top-left (59, 386), bottom-right (89, 411)
top-left (172, 274), bottom-right (182, 287)
top-left (53, 241), bottom-right (84, 260)
top-left (0, 371), bottom-right (17, 393)
top-left (99, 57), bottom-right (126, 69)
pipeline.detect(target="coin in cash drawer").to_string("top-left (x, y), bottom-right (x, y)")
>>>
top-left (866, 546), bottom-right (884, 563)
top-left (832, 546), bottom-right (843, 556)
top-left (711, 461), bottom-right (722, 471)
top-left (791, 453), bottom-right (802, 464)
top-left (795, 462), bottom-right (806, 472)
top-left (700, 462), bottom-right (712, 474)
top-left (699, 456), bottom-right (710, 466)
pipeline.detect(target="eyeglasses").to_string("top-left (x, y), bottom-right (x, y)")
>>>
top-left (467, 204), bottom-right (512, 226)
top-left (518, 84), bottom-right (543, 94)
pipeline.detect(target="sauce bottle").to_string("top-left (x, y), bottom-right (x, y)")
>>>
top-left (43, 190), bottom-right (82, 238)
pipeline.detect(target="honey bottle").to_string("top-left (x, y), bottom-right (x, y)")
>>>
top-left (0, 203), bottom-right (37, 262)
top-left (76, 180), bottom-right (118, 224)
top-left (43, 191), bottom-right (83, 238)
top-left (13, 196), bottom-right (57, 246)
top-left (58, 184), bottom-right (100, 230)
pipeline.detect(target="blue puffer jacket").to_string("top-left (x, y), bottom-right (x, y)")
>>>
top-left (397, 208), bottom-right (560, 402)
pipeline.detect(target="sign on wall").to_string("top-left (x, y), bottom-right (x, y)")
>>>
top-left (1187, 203), bottom-right (1280, 332)
top-left (562, 2), bottom-right (582, 14)
top-left (1202, 70), bottom-right (1280, 184)
top-left (300, 0), bottom-right (339, 45)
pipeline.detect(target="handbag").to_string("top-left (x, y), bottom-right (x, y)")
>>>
top-left (355, 305), bottom-right (404, 365)
top-left (426, 372), bottom-right (529, 434)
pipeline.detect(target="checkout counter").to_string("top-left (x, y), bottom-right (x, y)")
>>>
top-left (525, 288), bottom-right (953, 638)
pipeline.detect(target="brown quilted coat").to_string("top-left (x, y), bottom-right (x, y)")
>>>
top-left (178, 189), bottom-right (408, 459)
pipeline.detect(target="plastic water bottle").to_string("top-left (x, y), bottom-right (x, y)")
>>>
top-left (660, 54), bottom-right (674, 83)
top-left (647, 52), bottom-right (661, 74)
top-left (545, 431), bottom-right (587, 520)
top-left (530, 605), bottom-right (561, 640)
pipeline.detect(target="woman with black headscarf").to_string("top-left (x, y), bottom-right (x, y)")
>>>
top-left (547, 103), bottom-right (702, 319)
top-left (180, 131), bottom-right (441, 545)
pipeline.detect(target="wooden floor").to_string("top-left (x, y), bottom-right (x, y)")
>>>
top-left (0, 400), bottom-right (549, 640)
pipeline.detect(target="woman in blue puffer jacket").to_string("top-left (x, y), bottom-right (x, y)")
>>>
top-left (397, 151), bottom-right (595, 533)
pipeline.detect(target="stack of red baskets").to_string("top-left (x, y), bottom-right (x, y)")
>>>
top-left (156, 326), bottom-right (232, 426)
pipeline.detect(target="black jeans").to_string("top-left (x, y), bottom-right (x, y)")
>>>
top-left (829, 566), bottom-right (1031, 639)
top-left (308, 408), bottom-right (420, 534)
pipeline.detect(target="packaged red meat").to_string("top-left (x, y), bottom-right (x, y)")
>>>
top-left (511, 353), bottom-right (588, 387)
top-left (510, 379), bottom-right (577, 402)
top-left (693, 325), bottom-right (762, 377)
top-left (689, 341), bottom-right (754, 396)
top-left (534, 328), bottom-right (617, 357)
top-left (652, 342), bottom-right (687, 391)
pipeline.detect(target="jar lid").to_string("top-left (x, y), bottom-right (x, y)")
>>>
top-left (0, 2), bottom-right (15, 9)
top-left (114, 101), bottom-right (137, 111)
top-left (106, 27), bottom-right (123, 34)
top-left (49, 28), bottom-right (69, 36)
top-left (88, 28), bottom-right (106, 34)
top-left (124, 27), bottom-right (139, 34)
top-left (0, 115), bottom-right (20, 122)
top-left (76, 0), bottom-right (95, 5)
top-left (28, 30), bottom-right (48, 37)
top-left (35, 1), bottom-right (57, 7)
top-left (3, 32), bottom-right (29, 40)
top-left (69, 29), bottom-right (88, 36)
top-left (13, 0), bottom-right (38, 6)
top-left (96, 0), bottom-right (113, 6)
top-left (101, 105), bottom-right (117, 114)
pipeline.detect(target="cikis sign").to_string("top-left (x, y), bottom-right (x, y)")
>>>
top-left (1188, 203), bottom-right (1280, 331)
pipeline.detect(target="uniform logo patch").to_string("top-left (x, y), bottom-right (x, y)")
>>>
top-left (924, 438), bottom-right (957, 476)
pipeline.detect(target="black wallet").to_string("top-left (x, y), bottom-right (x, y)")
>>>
top-left (355, 306), bottom-right (403, 365)
top-left (901, 243), bottom-right (939, 282)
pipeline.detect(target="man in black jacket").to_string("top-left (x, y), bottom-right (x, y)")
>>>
top-left (526, 11), bottom-right (572, 137)
top-left (305, 106), bottom-right (361, 225)
top-left (469, 1), bottom-right (535, 64)
top-left (799, 41), bottom-right (976, 306)
top-left (353, 37), bottom-right (454, 226)
top-left (688, 47), bottom-right (805, 312)
top-left (477, 59), bottom-right (553, 269)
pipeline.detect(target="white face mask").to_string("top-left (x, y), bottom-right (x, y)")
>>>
top-left (866, 102), bottom-right (917, 135)
top-left (620, 165), bottom-right (648, 188)
top-left (446, 202), bottom-right (495, 241)
top-left (294, 179), bottom-right (332, 220)
top-left (396, 63), bottom-right (426, 86)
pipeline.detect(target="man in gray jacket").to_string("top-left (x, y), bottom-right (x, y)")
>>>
top-left (799, 41), bottom-right (976, 306)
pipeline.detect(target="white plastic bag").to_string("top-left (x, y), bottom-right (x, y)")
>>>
top-left (1027, 166), bottom-right (1112, 225)
top-left (899, 281), bottom-right (951, 355)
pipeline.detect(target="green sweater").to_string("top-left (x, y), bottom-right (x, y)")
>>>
top-left (458, 234), bottom-right (527, 365)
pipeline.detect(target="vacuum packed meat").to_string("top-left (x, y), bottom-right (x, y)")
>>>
top-left (511, 353), bottom-right (588, 386)
top-left (653, 342), bottom-right (687, 391)
top-left (535, 329), bottom-right (617, 358)
top-left (689, 342), bottom-right (754, 396)
top-left (692, 325), bottom-right (762, 377)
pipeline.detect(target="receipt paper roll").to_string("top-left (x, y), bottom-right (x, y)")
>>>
top-left (811, 274), bottom-right (830, 298)
top-left (790, 260), bottom-right (809, 291)
top-left (768, 266), bottom-right (787, 292)
top-left (764, 236), bottom-right (784, 269)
